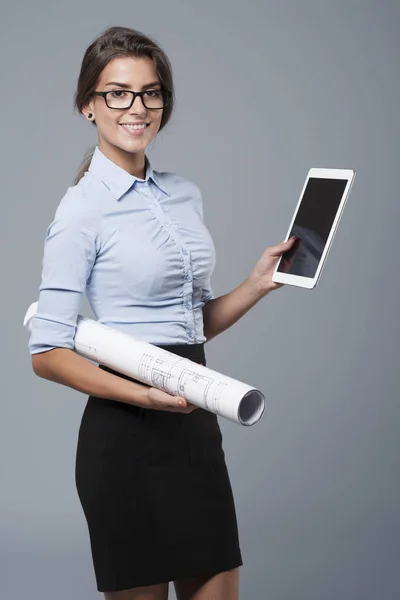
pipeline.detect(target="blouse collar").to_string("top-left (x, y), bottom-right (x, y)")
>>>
top-left (88, 146), bottom-right (170, 200)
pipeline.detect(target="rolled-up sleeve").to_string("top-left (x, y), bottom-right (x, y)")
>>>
top-left (29, 215), bottom-right (99, 354)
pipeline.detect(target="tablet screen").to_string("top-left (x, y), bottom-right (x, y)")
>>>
top-left (277, 177), bottom-right (348, 278)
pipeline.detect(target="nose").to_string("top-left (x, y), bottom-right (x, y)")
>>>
top-left (129, 94), bottom-right (147, 116)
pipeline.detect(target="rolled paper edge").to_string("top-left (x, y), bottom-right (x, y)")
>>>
top-left (237, 389), bottom-right (266, 426)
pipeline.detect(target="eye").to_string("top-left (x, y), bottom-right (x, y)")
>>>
top-left (144, 90), bottom-right (162, 98)
top-left (110, 90), bottom-right (127, 98)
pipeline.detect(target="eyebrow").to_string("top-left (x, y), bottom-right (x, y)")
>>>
top-left (104, 81), bottom-right (161, 89)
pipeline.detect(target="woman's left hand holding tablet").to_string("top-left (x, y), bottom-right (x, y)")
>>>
top-left (248, 236), bottom-right (297, 294)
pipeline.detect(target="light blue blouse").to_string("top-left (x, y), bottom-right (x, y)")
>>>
top-left (29, 146), bottom-right (216, 354)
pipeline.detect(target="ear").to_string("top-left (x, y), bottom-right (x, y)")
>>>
top-left (82, 100), bottom-right (95, 120)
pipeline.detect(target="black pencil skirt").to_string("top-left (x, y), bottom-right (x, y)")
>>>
top-left (75, 343), bottom-right (243, 592)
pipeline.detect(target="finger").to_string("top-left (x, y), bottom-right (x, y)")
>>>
top-left (284, 235), bottom-right (297, 245)
top-left (170, 397), bottom-right (199, 413)
top-left (174, 400), bottom-right (197, 412)
top-left (148, 388), bottom-right (187, 409)
top-left (171, 396), bottom-right (188, 409)
top-left (166, 400), bottom-right (198, 414)
top-left (269, 236), bottom-right (296, 256)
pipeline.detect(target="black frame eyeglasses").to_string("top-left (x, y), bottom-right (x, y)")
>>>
top-left (92, 89), bottom-right (172, 110)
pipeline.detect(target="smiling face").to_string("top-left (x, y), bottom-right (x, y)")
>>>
top-left (83, 56), bottom-right (164, 176)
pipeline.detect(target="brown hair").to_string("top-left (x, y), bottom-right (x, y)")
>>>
top-left (73, 26), bottom-right (175, 184)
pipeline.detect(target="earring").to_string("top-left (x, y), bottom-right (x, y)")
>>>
top-left (87, 113), bottom-right (93, 119)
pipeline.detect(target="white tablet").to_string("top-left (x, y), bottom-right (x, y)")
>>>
top-left (272, 168), bottom-right (356, 289)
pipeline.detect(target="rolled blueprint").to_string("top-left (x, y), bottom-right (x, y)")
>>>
top-left (24, 302), bottom-right (265, 426)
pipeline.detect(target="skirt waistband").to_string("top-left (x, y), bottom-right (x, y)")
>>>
top-left (98, 342), bottom-right (206, 382)
top-left (151, 342), bottom-right (205, 362)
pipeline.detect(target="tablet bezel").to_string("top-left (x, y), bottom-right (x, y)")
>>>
top-left (272, 168), bottom-right (355, 289)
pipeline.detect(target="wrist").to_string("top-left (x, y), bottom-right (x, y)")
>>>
top-left (245, 273), bottom-right (272, 300)
top-left (129, 382), bottom-right (150, 407)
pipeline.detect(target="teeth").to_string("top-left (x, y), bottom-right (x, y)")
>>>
top-left (121, 123), bottom-right (147, 130)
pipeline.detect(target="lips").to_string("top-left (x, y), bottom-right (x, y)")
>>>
top-left (120, 123), bottom-right (149, 137)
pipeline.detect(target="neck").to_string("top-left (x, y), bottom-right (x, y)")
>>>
top-left (98, 140), bottom-right (146, 179)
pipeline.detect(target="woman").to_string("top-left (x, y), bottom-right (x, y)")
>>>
top-left (29, 26), bottom-right (296, 600)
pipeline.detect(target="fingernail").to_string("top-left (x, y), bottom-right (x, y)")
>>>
top-left (178, 399), bottom-right (186, 407)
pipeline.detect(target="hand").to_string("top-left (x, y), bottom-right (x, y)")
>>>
top-left (249, 236), bottom-right (299, 294)
top-left (146, 387), bottom-right (198, 414)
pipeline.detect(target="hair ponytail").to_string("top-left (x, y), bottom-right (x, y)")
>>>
top-left (73, 146), bottom-right (96, 185)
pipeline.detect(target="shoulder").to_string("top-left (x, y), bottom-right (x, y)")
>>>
top-left (51, 176), bottom-right (101, 232)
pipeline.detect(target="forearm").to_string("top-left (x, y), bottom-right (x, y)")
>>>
top-left (203, 275), bottom-right (270, 341)
top-left (31, 348), bottom-right (149, 406)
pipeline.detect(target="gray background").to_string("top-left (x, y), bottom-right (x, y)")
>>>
top-left (1, 0), bottom-right (399, 598)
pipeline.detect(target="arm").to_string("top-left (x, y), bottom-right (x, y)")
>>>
top-left (203, 236), bottom-right (297, 342)
top-left (32, 348), bottom-right (149, 405)
top-left (203, 276), bottom-right (266, 342)
top-left (32, 347), bottom-right (192, 412)
top-left (30, 210), bottom-right (191, 413)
